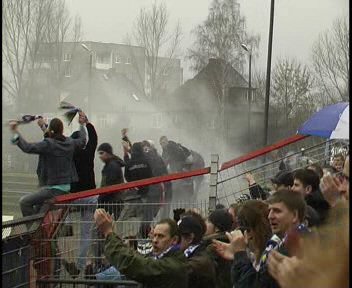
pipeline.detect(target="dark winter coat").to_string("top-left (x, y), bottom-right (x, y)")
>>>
top-left (186, 244), bottom-right (216, 288)
top-left (16, 125), bottom-right (86, 186)
top-left (305, 189), bottom-right (330, 225)
top-left (71, 123), bottom-right (98, 192)
top-left (104, 233), bottom-right (188, 288)
top-left (98, 156), bottom-right (125, 212)
top-left (204, 232), bottom-right (233, 288)
top-left (162, 141), bottom-right (191, 172)
top-left (124, 143), bottom-right (153, 196)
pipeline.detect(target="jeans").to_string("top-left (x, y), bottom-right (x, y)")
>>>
top-left (72, 196), bottom-right (98, 270)
top-left (19, 187), bottom-right (67, 217)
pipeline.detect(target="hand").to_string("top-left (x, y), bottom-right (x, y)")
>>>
top-left (8, 120), bottom-right (19, 132)
top-left (213, 229), bottom-right (247, 260)
top-left (320, 174), bottom-right (343, 207)
top-left (94, 209), bottom-right (113, 238)
top-left (78, 111), bottom-right (88, 125)
top-left (121, 128), bottom-right (128, 137)
top-left (244, 173), bottom-right (256, 186)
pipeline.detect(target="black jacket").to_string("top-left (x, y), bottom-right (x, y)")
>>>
top-left (186, 244), bottom-right (216, 288)
top-left (71, 123), bottom-right (98, 192)
top-left (162, 141), bottom-right (191, 172)
top-left (124, 143), bottom-right (153, 196)
top-left (305, 189), bottom-right (330, 225)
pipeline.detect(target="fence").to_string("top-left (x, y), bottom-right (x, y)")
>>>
top-left (216, 136), bottom-right (349, 206)
top-left (2, 134), bottom-right (349, 287)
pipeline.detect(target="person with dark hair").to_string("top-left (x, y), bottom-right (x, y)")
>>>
top-left (9, 117), bottom-right (86, 217)
top-left (178, 214), bottom-right (216, 288)
top-left (97, 142), bottom-right (125, 217)
top-left (292, 168), bottom-right (330, 224)
top-left (270, 170), bottom-right (294, 192)
top-left (228, 203), bottom-right (240, 230)
top-left (307, 163), bottom-right (324, 179)
top-left (204, 209), bottom-right (234, 288)
top-left (213, 189), bottom-right (310, 288)
top-left (94, 209), bottom-right (188, 288)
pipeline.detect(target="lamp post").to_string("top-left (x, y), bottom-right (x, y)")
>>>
top-left (264, 0), bottom-right (275, 147)
top-left (241, 43), bottom-right (252, 143)
top-left (81, 43), bottom-right (93, 118)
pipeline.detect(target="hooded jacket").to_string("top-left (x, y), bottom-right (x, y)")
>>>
top-left (16, 125), bottom-right (86, 186)
top-left (104, 233), bottom-right (188, 288)
top-left (124, 143), bottom-right (153, 195)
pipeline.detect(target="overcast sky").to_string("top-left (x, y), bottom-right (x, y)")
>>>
top-left (66, 0), bottom-right (348, 80)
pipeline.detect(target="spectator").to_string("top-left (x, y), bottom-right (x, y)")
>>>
top-left (178, 214), bottom-right (216, 288)
top-left (97, 143), bottom-right (125, 217)
top-left (204, 209), bottom-right (233, 288)
top-left (228, 203), bottom-right (240, 229)
top-left (244, 173), bottom-right (269, 200)
top-left (94, 210), bottom-right (188, 288)
top-left (307, 163), bottom-right (324, 179)
top-left (10, 118), bottom-right (86, 217)
top-left (331, 153), bottom-right (345, 172)
top-left (212, 190), bottom-right (309, 288)
top-left (270, 170), bottom-right (294, 192)
top-left (322, 164), bottom-right (338, 177)
top-left (62, 112), bottom-right (99, 277)
top-left (292, 169), bottom-right (330, 224)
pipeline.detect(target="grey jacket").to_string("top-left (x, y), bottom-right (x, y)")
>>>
top-left (16, 125), bottom-right (87, 186)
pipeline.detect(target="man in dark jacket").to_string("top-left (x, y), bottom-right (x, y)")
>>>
top-left (10, 118), bottom-right (86, 217)
top-left (292, 168), bottom-right (330, 224)
top-left (123, 142), bottom-right (154, 238)
top-left (204, 209), bottom-right (234, 288)
top-left (97, 143), bottom-right (125, 217)
top-left (94, 210), bottom-right (188, 288)
top-left (178, 213), bottom-right (216, 288)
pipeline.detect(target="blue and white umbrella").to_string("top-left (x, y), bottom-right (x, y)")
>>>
top-left (298, 102), bottom-right (349, 139)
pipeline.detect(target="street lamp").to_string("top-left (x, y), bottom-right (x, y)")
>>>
top-left (241, 43), bottom-right (252, 143)
top-left (81, 43), bottom-right (93, 118)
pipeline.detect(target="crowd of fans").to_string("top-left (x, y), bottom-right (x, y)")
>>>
top-left (8, 113), bottom-right (349, 287)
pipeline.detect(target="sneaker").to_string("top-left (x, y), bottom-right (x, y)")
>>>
top-left (62, 259), bottom-right (80, 278)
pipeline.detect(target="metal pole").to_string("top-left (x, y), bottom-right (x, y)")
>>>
top-left (264, 0), bottom-right (275, 147)
top-left (88, 53), bottom-right (92, 118)
top-left (248, 53), bottom-right (252, 143)
top-left (209, 154), bottom-right (219, 213)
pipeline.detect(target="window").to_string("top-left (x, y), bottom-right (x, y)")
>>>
top-left (115, 53), bottom-right (121, 63)
top-left (96, 54), bottom-right (110, 64)
top-left (209, 118), bottom-right (216, 129)
top-left (126, 57), bottom-right (131, 64)
top-left (99, 116), bottom-right (109, 129)
top-left (152, 113), bottom-right (163, 129)
top-left (64, 64), bottom-right (71, 77)
top-left (63, 53), bottom-right (72, 62)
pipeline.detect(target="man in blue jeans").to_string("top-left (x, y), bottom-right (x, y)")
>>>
top-left (10, 117), bottom-right (86, 217)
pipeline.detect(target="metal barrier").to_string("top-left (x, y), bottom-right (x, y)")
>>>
top-left (3, 134), bottom-right (348, 287)
top-left (2, 214), bottom-right (45, 288)
top-left (217, 136), bottom-right (349, 206)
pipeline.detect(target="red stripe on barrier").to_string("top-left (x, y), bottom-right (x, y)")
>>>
top-left (55, 167), bottom-right (210, 203)
top-left (220, 134), bottom-right (308, 171)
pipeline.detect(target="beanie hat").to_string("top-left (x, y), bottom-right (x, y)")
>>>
top-left (97, 143), bottom-right (113, 155)
top-left (208, 209), bottom-right (233, 232)
top-left (178, 216), bottom-right (204, 241)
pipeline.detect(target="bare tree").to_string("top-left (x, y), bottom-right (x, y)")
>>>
top-left (2, 0), bottom-right (82, 109)
top-left (312, 16), bottom-right (349, 103)
top-left (188, 0), bottom-right (260, 74)
top-left (127, 1), bottom-right (182, 102)
top-left (271, 58), bottom-right (315, 128)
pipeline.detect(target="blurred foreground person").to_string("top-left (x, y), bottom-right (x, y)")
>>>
top-left (10, 118), bottom-right (86, 217)
top-left (94, 209), bottom-right (188, 288)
